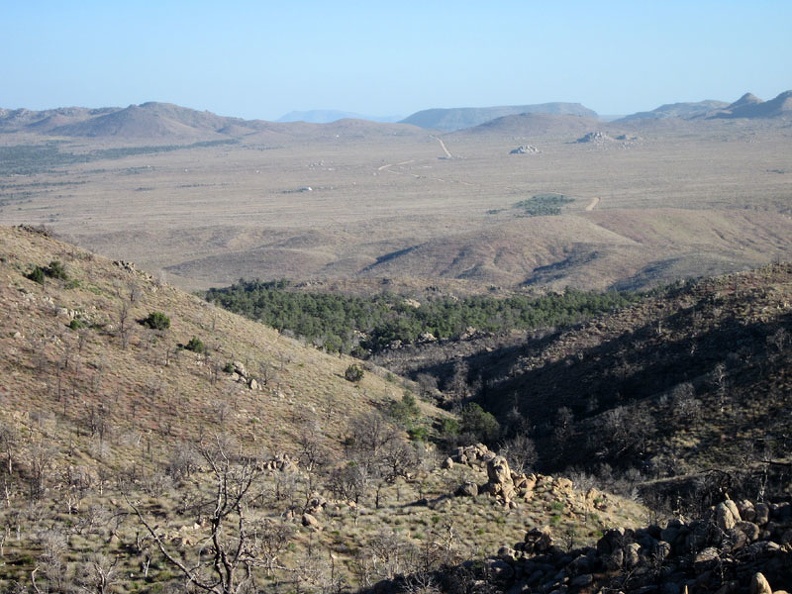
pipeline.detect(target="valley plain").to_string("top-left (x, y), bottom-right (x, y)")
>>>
top-left (1, 103), bottom-right (790, 294)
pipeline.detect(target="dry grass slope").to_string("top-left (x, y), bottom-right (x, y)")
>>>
top-left (0, 226), bottom-right (650, 592)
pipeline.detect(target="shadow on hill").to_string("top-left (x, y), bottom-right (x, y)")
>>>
top-left (406, 279), bottom-right (792, 498)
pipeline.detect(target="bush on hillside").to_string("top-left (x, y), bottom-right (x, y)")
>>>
top-left (139, 311), bottom-right (171, 330)
top-left (344, 363), bottom-right (364, 383)
top-left (26, 265), bottom-right (45, 284)
top-left (184, 336), bottom-right (206, 354)
top-left (25, 260), bottom-right (68, 284)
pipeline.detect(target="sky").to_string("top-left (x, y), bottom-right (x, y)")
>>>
top-left (2, 1), bottom-right (790, 120)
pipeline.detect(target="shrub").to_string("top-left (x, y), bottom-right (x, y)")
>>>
top-left (68, 318), bottom-right (87, 330)
top-left (27, 260), bottom-right (69, 283)
top-left (344, 363), bottom-right (364, 383)
top-left (184, 336), bottom-right (206, 354)
top-left (408, 426), bottom-right (429, 442)
top-left (26, 266), bottom-right (45, 284)
top-left (139, 311), bottom-right (171, 330)
top-left (45, 260), bottom-right (68, 280)
top-left (439, 418), bottom-right (460, 438)
top-left (460, 403), bottom-right (500, 443)
top-left (388, 392), bottom-right (421, 426)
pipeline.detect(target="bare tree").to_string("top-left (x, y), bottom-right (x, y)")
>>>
top-left (117, 302), bottom-right (131, 350)
top-left (127, 435), bottom-right (265, 594)
top-left (0, 421), bottom-right (18, 475)
top-left (499, 433), bottom-right (537, 474)
top-left (249, 518), bottom-right (294, 576)
top-left (78, 552), bottom-right (119, 594)
top-left (345, 412), bottom-right (419, 508)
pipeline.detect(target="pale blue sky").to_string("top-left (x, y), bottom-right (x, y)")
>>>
top-left (2, 1), bottom-right (790, 120)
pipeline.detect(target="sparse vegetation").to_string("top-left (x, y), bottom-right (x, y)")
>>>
top-left (2, 100), bottom-right (792, 593)
top-left (513, 193), bottom-right (575, 216)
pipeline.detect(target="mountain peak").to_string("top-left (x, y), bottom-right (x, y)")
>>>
top-left (726, 92), bottom-right (762, 110)
top-left (712, 90), bottom-right (792, 119)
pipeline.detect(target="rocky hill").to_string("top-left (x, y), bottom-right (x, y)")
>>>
top-left (0, 102), bottom-right (305, 143)
top-left (453, 112), bottom-right (600, 137)
top-left (377, 262), bottom-right (792, 510)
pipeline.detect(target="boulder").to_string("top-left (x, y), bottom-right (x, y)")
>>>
top-left (301, 513), bottom-right (321, 530)
top-left (735, 521), bottom-right (761, 542)
top-left (716, 501), bottom-right (739, 531)
top-left (624, 542), bottom-right (642, 569)
top-left (524, 527), bottom-right (554, 554)
top-left (738, 500), bottom-right (757, 522)
top-left (750, 572), bottom-right (773, 594)
top-left (456, 481), bottom-right (479, 498)
top-left (487, 455), bottom-right (512, 485)
top-left (597, 528), bottom-right (627, 556)
top-left (755, 503), bottom-right (770, 526)
top-left (486, 455), bottom-right (515, 503)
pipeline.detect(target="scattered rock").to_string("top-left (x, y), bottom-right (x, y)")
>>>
top-left (576, 131), bottom-right (613, 144)
top-left (420, 497), bottom-right (792, 594)
top-left (509, 145), bottom-right (540, 155)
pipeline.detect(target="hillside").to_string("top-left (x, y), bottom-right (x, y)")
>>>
top-left (0, 225), bottom-right (652, 592)
top-left (399, 102), bottom-right (598, 131)
top-left (712, 90), bottom-right (792, 119)
top-left (616, 99), bottom-right (729, 122)
top-left (0, 225), bottom-right (425, 451)
top-left (0, 102), bottom-right (254, 142)
top-left (375, 262), bottom-right (792, 509)
top-left (454, 112), bottom-right (600, 137)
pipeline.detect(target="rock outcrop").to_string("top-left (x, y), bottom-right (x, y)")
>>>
top-left (510, 145), bottom-right (540, 154)
top-left (435, 497), bottom-right (792, 594)
top-left (225, 360), bottom-right (263, 390)
top-left (449, 444), bottom-right (616, 511)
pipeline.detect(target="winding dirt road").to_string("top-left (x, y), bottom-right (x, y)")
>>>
top-left (585, 196), bottom-right (601, 211)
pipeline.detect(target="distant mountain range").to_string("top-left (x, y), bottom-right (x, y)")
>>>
top-left (1, 91), bottom-right (790, 141)
top-left (616, 90), bottom-right (792, 123)
top-left (277, 109), bottom-right (403, 124)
